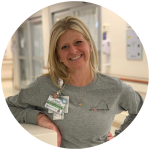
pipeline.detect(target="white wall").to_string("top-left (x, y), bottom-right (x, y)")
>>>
top-left (101, 7), bottom-right (149, 79)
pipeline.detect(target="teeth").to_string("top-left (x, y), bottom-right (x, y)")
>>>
top-left (71, 55), bottom-right (81, 60)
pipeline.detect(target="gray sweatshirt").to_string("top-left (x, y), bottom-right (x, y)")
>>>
top-left (6, 73), bottom-right (143, 148)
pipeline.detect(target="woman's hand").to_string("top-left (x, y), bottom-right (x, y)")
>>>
top-left (51, 125), bottom-right (62, 147)
top-left (37, 113), bottom-right (61, 147)
top-left (107, 132), bottom-right (114, 141)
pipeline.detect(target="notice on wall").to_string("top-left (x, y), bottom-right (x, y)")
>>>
top-left (126, 30), bottom-right (142, 60)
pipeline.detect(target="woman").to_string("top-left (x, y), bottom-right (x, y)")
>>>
top-left (6, 16), bottom-right (143, 148)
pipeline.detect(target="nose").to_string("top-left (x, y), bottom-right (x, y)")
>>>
top-left (69, 45), bottom-right (78, 54)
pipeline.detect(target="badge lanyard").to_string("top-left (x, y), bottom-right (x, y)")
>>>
top-left (53, 82), bottom-right (66, 99)
top-left (53, 78), bottom-right (69, 120)
top-left (45, 80), bottom-right (69, 115)
top-left (56, 79), bottom-right (87, 107)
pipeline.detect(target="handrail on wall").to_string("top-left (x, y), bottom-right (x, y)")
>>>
top-left (119, 77), bottom-right (148, 84)
top-left (3, 58), bottom-right (13, 61)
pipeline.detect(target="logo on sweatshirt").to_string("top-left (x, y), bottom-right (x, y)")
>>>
top-left (89, 101), bottom-right (109, 111)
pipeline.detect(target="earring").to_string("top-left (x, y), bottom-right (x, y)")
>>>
top-left (91, 49), bottom-right (93, 52)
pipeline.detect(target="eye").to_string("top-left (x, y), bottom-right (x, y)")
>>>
top-left (76, 41), bottom-right (82, 44)
top-left (61, 45), bottom-right (67, 50)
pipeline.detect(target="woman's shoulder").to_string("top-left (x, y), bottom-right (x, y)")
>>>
top-left (97, 72), bottom-right (121, 84)
top-left (36, 74), bottom-right (58, 87)
top-left (36, 74), bottom-right (53, 83)
top-left (96, 72), bottom-right (122, 92)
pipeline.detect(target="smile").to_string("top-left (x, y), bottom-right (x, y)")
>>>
top-left (69, 54), bottom-right (82, 60)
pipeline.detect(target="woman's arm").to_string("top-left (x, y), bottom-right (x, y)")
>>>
top-left (37, 113), bottom-right (62, 147)
top-left (6, 78), bottom-right (62, 146)
top-left (6, 79), bottom-right (43, 124)
top-left (37, 114), bottom-right (57, 130)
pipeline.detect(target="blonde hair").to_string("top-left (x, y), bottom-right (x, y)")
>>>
top-left (45, 16), bottom-right (99, 87)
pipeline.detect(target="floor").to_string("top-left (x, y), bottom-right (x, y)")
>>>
top-left (1, 79), bottom-right (118, 136)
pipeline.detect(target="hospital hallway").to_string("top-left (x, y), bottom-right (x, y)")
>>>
top-left (1, 1), bottom-right (148, 146)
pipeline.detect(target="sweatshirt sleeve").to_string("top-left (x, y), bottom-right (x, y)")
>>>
top-left (115, 81), bottom-right (144, 136)
top-left (6, 78), bottom-right (43, 125)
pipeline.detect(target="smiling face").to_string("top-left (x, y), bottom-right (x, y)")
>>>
top-left (57, 29), bottom-right (91, 72)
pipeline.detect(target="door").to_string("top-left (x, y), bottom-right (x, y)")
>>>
top-left (17, 21), bottom-right (31, 87)
top-left (17, 17), bottom-right (44, 88)
top-left (30, 18), bottom-right (44, 80)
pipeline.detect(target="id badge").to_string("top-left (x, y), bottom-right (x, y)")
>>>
top-left (53, 112), bottom-right (64, 120)
top-left (60, 96), bottom-right (69, 113)
top-left (48, 96), bottom-right (69, 114)
top-left (53, 96), bottom-right (69, 120)
top-left (45, 95), bottom-right (66, 115)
